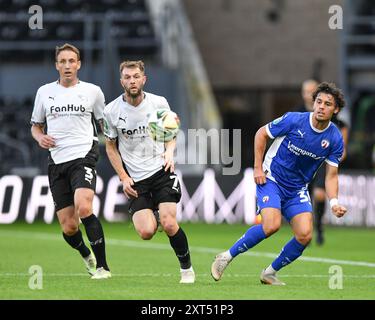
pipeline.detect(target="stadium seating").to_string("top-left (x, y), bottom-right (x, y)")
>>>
top-left (0, 0), bottom-right (158, 61)
top-left (0, 0), bottom-right (159, 173)
top-left (0, 96), bottom-right (44, 174)
top-left (340, 0), bottom-right (375, 169)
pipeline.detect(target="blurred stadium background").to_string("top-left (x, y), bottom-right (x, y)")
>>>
top-left (1, 0), bottom-right (374, 226)
top-left (0, 0), bottom-right (374, 300)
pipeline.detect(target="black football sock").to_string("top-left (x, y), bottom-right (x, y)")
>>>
top-left (168, 228), bottom-right (192, 269)
top-left (81, 214), bottom-right (110, 271)
top-left (314, 200), bottom-right (325, 235)
top-left (63, 229), bottom-right (91, 258)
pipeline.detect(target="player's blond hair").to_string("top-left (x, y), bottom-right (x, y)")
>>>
top-left (55, 43), bottom-right (80, 61)
top-left (119, 60), bottom-right (145, 75)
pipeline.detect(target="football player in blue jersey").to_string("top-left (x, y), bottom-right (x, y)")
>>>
top-left (211, 82), bottom-right (347, 285)
top-left (297, 79), bottom-right (349, 246)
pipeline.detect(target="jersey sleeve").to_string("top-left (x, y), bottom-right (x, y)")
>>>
top-left (103, 109), bottom-right (117, 140)
top-left (30, 88), bottom-right (46, 125)
top-left (325, 135), bottom-right (344, 167)
top-left (266, 112), bottom-right (296, 139)
top-left (157, 96), bottom-right (171, 111)
top-left (93, 87), bottom-right (105, 120)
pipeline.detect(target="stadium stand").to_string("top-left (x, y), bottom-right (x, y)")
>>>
top-left (340, 0), bottom-right (375, 170)
top-left (0, 0), bottom-right (158, 61)
top-left (0, 0), bottom-right (221, 176)
top-left (0, 0), bottom-right (159, 174)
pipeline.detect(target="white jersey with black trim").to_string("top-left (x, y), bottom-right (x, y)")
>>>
top-left (31, 80), bottom-right (105, 164)
top-left (103, 92), bottom-right (170, 182)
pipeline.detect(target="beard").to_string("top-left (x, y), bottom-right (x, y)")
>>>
top-left (125, 86), bottom-right (142, 98)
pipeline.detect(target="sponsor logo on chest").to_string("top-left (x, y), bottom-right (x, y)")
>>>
top-left (121, 126), bottom-right (148, 137)
top-left (50, 104), bottom-right (86, 113)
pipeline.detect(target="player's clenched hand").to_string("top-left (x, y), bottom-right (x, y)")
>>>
top-left (38, 134), bottom-right (56, 149)
top-left (253, 167), bottom-right (266, 185)
top-left (122, 177), bottom-right (138, 198)
top-left (163, 149), bottom-right (175, 173)
top-left (332, 205), bottom-right (347, 218)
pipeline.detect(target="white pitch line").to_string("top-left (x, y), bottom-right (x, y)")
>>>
top-left (0, 273), bottom-right (375, 279)
top-left (1, 229), bottom-right (375, 268)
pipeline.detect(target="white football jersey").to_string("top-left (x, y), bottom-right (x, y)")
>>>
top-left (103, 92), bottom-right (170, 182)
top-left (31, 80), bottom-right (105, 164)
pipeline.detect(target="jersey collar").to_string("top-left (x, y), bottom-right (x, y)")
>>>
top-left (56, 79), bottom-right (81, 88)
top-left (122, 92), bottom-right (147, 108)
top-left (309, 112), bottom-right (331, 133)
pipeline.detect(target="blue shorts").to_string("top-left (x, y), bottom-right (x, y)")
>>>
top-left (256, 178), bottom-right (312, 222)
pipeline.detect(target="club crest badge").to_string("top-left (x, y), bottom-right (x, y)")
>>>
top-left (321, 139), bottom-right (330, 149)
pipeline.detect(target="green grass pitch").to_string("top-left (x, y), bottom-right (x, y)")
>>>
top-left (0, 222), bottom-right (374, 300)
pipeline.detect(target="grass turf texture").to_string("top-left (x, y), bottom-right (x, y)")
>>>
top-left (0, 222), bottom-right (374, 300)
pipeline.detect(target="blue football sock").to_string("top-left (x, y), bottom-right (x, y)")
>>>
top-left (271, 237), bottom-right (306, 271)
top-left (229, 224), bottom-right (267, 258)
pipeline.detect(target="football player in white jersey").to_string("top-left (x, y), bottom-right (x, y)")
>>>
top-left (104, 60), bottom-right (195, 284)
top-left (31, 43), bottom-right (111, 279)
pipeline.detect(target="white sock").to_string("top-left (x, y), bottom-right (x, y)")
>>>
top-left (180, 266), bottom-right (194, 272)
top-left (223, 250), bottom-right (233, 260)
top-left (264, 265), bottom-right (277, 274)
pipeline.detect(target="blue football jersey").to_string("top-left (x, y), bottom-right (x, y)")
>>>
top-left (264, 112), bottom-right (344, 189)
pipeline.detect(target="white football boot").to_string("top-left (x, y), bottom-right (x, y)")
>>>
top-left (180, 266), bottom-right (195, 284)
top-left (91, 267), bottom-right (112, 280)
top-left (260, 269), bottom-right (286, 285)
top-left (211, 252), bottom-right (232, 281)
top-left (82, 252), bottom-right (97, 276)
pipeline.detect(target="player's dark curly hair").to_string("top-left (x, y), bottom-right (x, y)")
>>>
top-left (312, 82), bottom-right (345, 110)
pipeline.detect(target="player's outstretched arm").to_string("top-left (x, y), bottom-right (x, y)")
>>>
top-left (253, 126), bottom-right (269, 185)
top-left (105, 138), bottom-right (138, 198)
top-left (31, 124), bottom-right (56, 149)
top-left (163, 138), bottom-right (176, 172)
top-left (325, 164), bottom-right (347, 218)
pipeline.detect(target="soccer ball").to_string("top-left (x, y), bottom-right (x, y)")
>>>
top-left (147, 109), bottom-right (180, 142)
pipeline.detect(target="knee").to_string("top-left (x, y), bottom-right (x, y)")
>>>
top-left (162, 222), bottom-right (178, 235)
top-left (160, 217), bottom-right (178, 235)
top-left (262, 222), bottom-right (281, 237)
top-left (76, 203), bottom-right (91, 218)
top-left (159, 208), bottom-right (178, 235)
top-left (295, 231), bottom-right (313, 246)
top-left (138, 229), bottom-right (155, 240)
top-left (61, 221), bottom-right (79, 235)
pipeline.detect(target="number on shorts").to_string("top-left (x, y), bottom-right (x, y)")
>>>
top-left (298, 188), bottom-right (311, 203)
top-left (169, 175), bottom-right (179, 192)
top-left (84, 166), bottom-right (94, 184)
